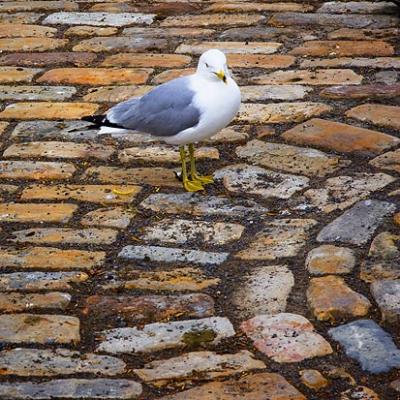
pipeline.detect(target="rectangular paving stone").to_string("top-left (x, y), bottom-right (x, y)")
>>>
top-left (0, 102), bottom-right (99, 120)
top-left (102, 53), bottom-right (191, 68)
top-left (300, 57), bottom-right (400, 69)
top-left (0, 379), bottom-right (142, 399)
top-left (12, 228), bottom-right (118, 245)
top-left (0, 23), bottom-right (57, 38)
top-left (242, 85), bottom-right (312, 101)
top-left (83, 85), bottom-right (151, 103)
top-left (0, 85), bottom-right (76, 101)
top-left (176, 41), bottom-right (281, 54)
top-left (370, 149), bottom-right (400, 173)
top-left (206, 2), bottom-right (313, 12)
top-left (44, 12), bottom-right (155, 26)
top-left (152, 68), bottom-right (194, 84)
top-left (37, 68), bottom-right (152, 85)
top-left (118, 245), bottom-right (228, 266)
top-left (317, 1), bottom-right (398, 14)
top-left (371, 279), bottom-right (400, 324)
top-left (0, 67), bottom-right (42, 83)
top-left (0, 52), bottom-right (97, 67)
top-left (161, 13), bottom-right (265, 27)
top-left (0, 13), bottom-right (43, 24)
top-left (0, 38), bottom-right (68, 52)
top-left (346, 104), bottom-right (400, 130)
top-left (0, 161), bottom-right (76, 180)
top-left (65, 26), bottom-right (118, 37)
top-left (237, 219), bottom-right (317, 260)
top-left (0, 203), bottom-right (77, 223)
top-left (96, 317), bottom-right (235, 354)
top-left (4, 142), bottom-right (115, 160)
top-left (0, 1), bottom-right (78, 12)
top-left (81, 207), bottom-right (134, 228)
top-left (122, 27), bottom-right (215, 37)
top-left (134, 350), bottom-right (265, 386)
top-left (0, 271), bottom-right (89, 292)
top-left (0, 292), bottom-right (71, 312)
top-left (321, 84), bottom-right (400, 99)
top-left (0, 314), bottom-right (80, 344)
top-left (282, 118), bottom-right (400, 154)
top-left (0, 247), bottom-right (105, 270)
top-left (328, 27), bottom-right (400, 40)
top-left (317, 200), bottom-right (396, 245)
top-left (0, 348), bottom-right (125, 376)
top-left (21, 185), bottom-right (141, 204)
top-left (227, 54), bottom-right (295, 69)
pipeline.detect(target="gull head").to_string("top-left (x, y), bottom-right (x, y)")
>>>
top-left (197, 49), bottom-right (229, 84)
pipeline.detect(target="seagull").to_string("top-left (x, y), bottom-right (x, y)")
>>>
top-left (82, 49), bottom-right (241, 192)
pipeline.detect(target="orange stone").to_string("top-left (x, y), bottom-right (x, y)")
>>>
top-left (83, 85), bottom-right (152, 103)
top-left (0, 24), bottom-right (57, 38)
top-left (0, 67), bottom-right (41, 83)
top-left (206, 2), bottom-right (313, 13)
top-left (227, 54), bottom-right (295, 68)
top-left (102, 53), bottom-right (192, 68)
top-left (0, 38), bottom-right (68, 52)
top-left (346, 104), bottom-right (400, 130)
top-left (0, 161), bottom-right (76, 180)
top-left (64, 26), bottom-right (118, 37)
top-left (152, 68), bottom-right (195, 84)
top-left (161, 13), bottom-right (265, 27)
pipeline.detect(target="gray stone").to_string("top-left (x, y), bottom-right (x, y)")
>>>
top-left (118, 245), bottom-right (228, 266)
top-left (0, 86), bottom-right (76, 101)
top-left (214, 164), bottom-right (309, 199)
top-left (0, 292), bottom-right (71, 312)
top-left (220, 26), bottom-right (309, 41)
top-left (301, 57), bottom-right (400, 69)
top-left (140, 192), bottom-right (268, 218)
top-left (0, 348), bottom-right (126, 376)
top-left (0, 379), bottom-right (142, 399)
top-left (96, 317), bottom-right (235, 354)
top-left (317, 1), bottom-right (398, 14)
top-left (329, 319), bottom-right (400, 373)
top-left (375, 70), bottom-right (398, 85)
top-left (241, 85), bottom-right (312, 102)
top-left (232, 265), bottom-right (294, 318)
top-left (122, 27), bottom-right (215, 38)
top-left (371, 279), bottom-right (400, 324)
top-left (44, 12), bottom-right (155, 26)
top-left (317, 200), bottom-right (396, 245)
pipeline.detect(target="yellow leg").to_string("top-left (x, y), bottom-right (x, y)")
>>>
top-left (180, 146), bottom-right (204, 192)
top-left (189, 143), bottom-right (214, 185)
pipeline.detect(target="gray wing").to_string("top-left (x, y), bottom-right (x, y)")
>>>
top-left (106, 76), bottom-right (201, 137)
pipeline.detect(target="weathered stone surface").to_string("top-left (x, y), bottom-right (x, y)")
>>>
top-left (0, 67), bottom-right (42, 83)
top-left (236, 139), bottom-right (349, 177)
top-left (329, 319), bottom-right (400, 373)
top-left (4, 142), bottom-right (114, 160)
top-left (0, 247), bottom-right (104, 271)
top-left (0, 1), bottom-right (78, 12)
top-left (391, 379), bottom-right (400, 392)
top-left (237, 219), bottom-right (317, 260)
top-left (371, 279), bottom-right (400, 324)
top-left (119, 245), bottom-right (228, 266)
top-left (232, 265), bottom-right (294, 318)
top-left (0, 348), bottom-right (125, 376)
top-left (317, 1), bottom-right (398, 14)
top-left (0, 23), bottom-right (57, 38)
top-left (227, 54), bottom-right (295, 69)
top-left (84, 294), bottom-right (214, 325)
top-left (340, 386), bottom-right (380, 400)
top-left (103, 268), bottom-right (220, 292)
top-left (0, 12), bottom-right (43, 24)
top-left (0, 379), bottom-right (142, 399)
top-left (102, 53), bottom-right (191, 68)
top-left (65, 26), bottom-right (118, 37)
top-left (0, 52), bottom-right (97, 67)
top-left (282, 118), bottom-right (400, 154)
top-left (375, 70), bottom-right (398, 85)
top-left (161, 13), bottom-right (265, 27)
top-left (141, 219), bottom-right (244, 245)
top-left (135, 350), bottom-right (265, 386)
top-left (300, 369), bottom-right (329, 390)
top-left (0, 38), bottom-right (68, 52)
top-left (0, 314), bottom-right (80, 344)
top-left (301, 57), bottom-right (400, 69)
top-left (12, 228), bottom-right (118, 245)
top-left (44, 12), bottom-right (155, 26)
top-left (214, 164), bottom-right (309, 199)
top-left (0, 271), bottom-right (88, 292)
top-left (81, 207), bottom-right (134, 228)
top-left (241, 85), bottom-right (311, 101)
top-left (0, 161), bottom-right (76, 180)
top-left (0, 292), bottom-right (71, 312)
top-left (207, 126), bottom-right (249, 143)
top-left (83, 85), bottom-right (151, 102)
top-left (37, 68), bottom-right (151, 85)
top-left (241, 313), bottom-right (333, 362)
top-left (0, 85), bottom-right (76, 101)
top-left (328, 27), bottom-right (400, 40)
top-left (252, 69), bottom-right (363, 85)
top-left (0, 203), bottom-right (76, 223)
top-left (220, 26), bottom-right (312, 40)
top-left (290, 40), bottom-right (394, 57)
top-left (307, 276), bottom-right (371, 323)
top-left (160, 372), bottom-right (306, 400)
top-left (0, 102), bottom-right (99, 120)
top-left (141, 192), bottom-right (268, 217)
top-left (176, 41), bottom-right (281, 54)
top-left (346, 104), bottom-right (400, 130)
top-left (317, 200), bottom-right (396, 245)
top-left (0, 122), bottom-right (8, 135)
top-left (370, 149), bottom-right (400, 173)
top-left (306, 245), bottom-right (356, 275)
top-left (96, 317), bottom-right (235, 354)
top-left (123, 27), bottom-right (215, 38)
top-left (302, 173), bottom-right (396, 213)
top-left (321, 83), bottom-right (400, 99)
top-left (237, 102), bottom-right (332, 124)
top-left (152, 68), bottom-right (196, 84)
top-left (21, 185), bottom-right (140, 204)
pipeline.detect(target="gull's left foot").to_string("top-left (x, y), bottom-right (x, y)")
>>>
top-left (191, 173), bottom-right (214, 185)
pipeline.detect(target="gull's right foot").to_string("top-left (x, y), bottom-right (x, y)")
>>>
top-left (183, 178), bottom-right (204, 192)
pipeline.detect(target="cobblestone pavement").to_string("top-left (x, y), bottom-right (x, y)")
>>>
top-left (0, 0), bottom-right (399, 399)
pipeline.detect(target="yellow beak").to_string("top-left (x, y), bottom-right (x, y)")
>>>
top-left (215, 70), bottom-right (227, 84)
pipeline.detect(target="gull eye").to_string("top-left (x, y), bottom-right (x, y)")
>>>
top-left (205, 63), bottom-right (209, 68)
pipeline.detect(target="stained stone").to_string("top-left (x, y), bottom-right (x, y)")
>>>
top-left (81, 207), bottom-right (134, 228)
top-left (140, 192), bottom-right (268, 217)
top-left (0, 1), bottom-right (79, 12)
top-left (83, 85), bottom-right (151, 103)
top-left (214, 164), bottom-right (309, 199)
top-left (123, 27), bottom-right (215, 38)
top-left (96, 317), bottom-right (235, 353)
top-left (300, 369), bottom-right (329, 390)
top-left (340, 386), bottom-right (380, 400)
top-left (346, 104), bottom-right (400, 130)
top-left (237, 219), bottom-right (317, 260)
top-left (161, 13), bottom-right (266, 27)
top-left (134, 350), bottom-right (265, 386)
top-left (236, 139), bottom-right (349, 177)
top-left (241, 85), bottom-right (312, 101)
top-left (321, 84), bottom-right (400, 99)
top-left (317, 1), bottom-right (398, 14)
top-left (141, 219), bottom-right (244, 245)
top-left (0, 292), bottom-right (71, 312)
top-left (370, 149), bottom-right (400, 173)
top-left (0, 13), bottom-right (44, 24)
top-left (241, 313), bottom-right (333, 362)
top-left (0, 271), bottom-right (88, 292)
top-left (329, 319), bottom-right (400, 373)
top-left (371, 279), bottom-right (400, 324)
top-left (317, 200), bottom-right (396, 245)
top-left (328, 27), bottom-right (400, 40)
top-left (376, 70), bottom-right (398, 85)
top-left (0, 348), bottom-right (126, 376)
top-left (118, 245), bottom-right (228, 266)
top-left (0, 52), bottom-right (97, 67)
top-left (0, 379), bottom-right (142, 399)
top-left (232, 265), bottom-right (294, 318)
top-left (0, 85), bottom-right (76, 101)
top-left (301, 57), bottom-right (400, 69)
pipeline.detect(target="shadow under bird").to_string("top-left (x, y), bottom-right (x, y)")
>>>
top-left (82, 49), bottom-right (241, 192)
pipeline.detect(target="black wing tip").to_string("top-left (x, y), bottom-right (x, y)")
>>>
top-left (82, 114), bottom-right (125, 129)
